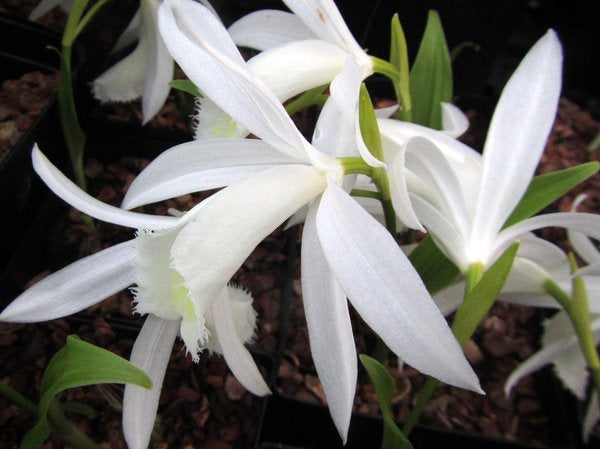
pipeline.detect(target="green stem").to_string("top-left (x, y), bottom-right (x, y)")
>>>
top-left (48, 399), bottom-right (99, 449)
top-left (340, 157), bottom-right (372, 177)
top-left (401, 377), bottom-right (437, 435)
top-left (350, 189), bottom-right (382, 201)
top-left (285, 84), bottom-right (328, 115)
top-left (0, 381), bottom-right (38, 415)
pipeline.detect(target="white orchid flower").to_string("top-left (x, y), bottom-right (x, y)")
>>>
top-left (29, 0), bottom-right (72, 21)
top-left (136, 0), bottom-right (482, 441)
top-left (378, 30), bottom-right (600, 274)
top-left (91, 0), bottom-right (174, 124)
top-left (0, 145), bottom-right (270, 449)
top-left (194, 0), bottom-right (376, 140)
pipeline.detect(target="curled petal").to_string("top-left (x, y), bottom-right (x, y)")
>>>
top-left (29, 0), bottom-right (64, 21)
top-left (0, 241), bottom-right (136, 322)
top-left (316, 182), bottom-right (481, 392)
top-left (441, 102), bottom-right (469, 138)
top-left (584, 391), bottom-right (600, 443)
top-left (302, 200), bottom-right (356, 441)
top-left (123, 315), bottom-right (179, 449)
top-left (32, 145), bottom-right (177, 229)
top-left (112, 9), bottom-right (141, 53)
top-left (228, 9), bottom-right (315, 50)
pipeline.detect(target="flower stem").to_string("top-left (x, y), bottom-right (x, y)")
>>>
top-left (0, 381), bottom-right (37, 415)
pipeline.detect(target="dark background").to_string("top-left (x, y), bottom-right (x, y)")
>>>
top-left (214, 0), bottom-right (600, 115)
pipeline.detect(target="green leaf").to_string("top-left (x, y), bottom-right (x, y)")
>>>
top-left (408, 236), bottom-right (459, 294)
top-left (285, 84), bottom-right (328, 115)
top-left (169, 79), bottom-right (202, 98)
top-left (409, 10), bottom-right (452, 129)
top-left (359, 355), bottom-right (414, 449)
top-left (22, 336), bottom-right (151, 449)
top-left (389, 14), bottom-right (411, 122)
top-left (451, 243), bottom-right (519, 345)
top-left (358, 83), bottom-right (385, 162)
top-left (504, 161), bottom-right (599, 228)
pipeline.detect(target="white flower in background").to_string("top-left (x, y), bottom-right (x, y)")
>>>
top-left (29, 0), bottom-right (72, 21)
top-left (378, 30), bottom-right (600, 273)
top-left (195, 0), bottom-right (375, 140)
top-left (504, 220), bottom-right (600, 442)
top-left (0, 146), bottom-right (270, 449)
top-left (123, 0), bottom-right (483, 441)
top-left (91, 0), bottom-right (174, 124)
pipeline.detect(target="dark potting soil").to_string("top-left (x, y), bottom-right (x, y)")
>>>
top-left (0, 71), bottom-right (58, 162)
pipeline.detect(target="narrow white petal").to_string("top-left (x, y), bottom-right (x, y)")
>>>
top-left (282, 0), bottom-right (372, 74)
top-left (171, 165), bottom-right (327, 316)
top-left (441, 102), bottom-right (469, 138)
top-left (123, 315), bottom-right (179, 449)
top-left (583, 391), bottom-right (600, 443)
top-left (471, 30), bottom-right (562, 254)
top-left (112, 9), bottom-right (141, 53)
top-left (410, 194), bottom-right (468, 271)
top-left (32, 145), bottom-right (176, 229)
top-left (159, 0), bottom-right (310, 162)
top-left (228, 9), bottom-right (315, 50)
top-left (302, 200), bottom-right (356, 441)
top-left (122, 139), bottom-right (300, 209)
top-left (388, 142), bottom-right (423, 231)
top-left (405, 136), bottom-right (470, 235)
top-left (493, 213), bottom-right (600, 265)
top-left (316, 183), bottom-right (481, 392)
top-left (29, 0), bottom-right (63, 20)
top-left (211, 288), bottom-right (270, 396)
top-left (0, 241), bottom-right (136, 322)
top-left (141, 0), bottom-right (174, 123)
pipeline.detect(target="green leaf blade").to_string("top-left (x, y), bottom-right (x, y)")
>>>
top-left (169, 79), bottom-right (202, 98)
top-left (408, 236), bottom-right (459, 294)
top-left (504, 161), bottom-right (599, 228)
top-left (22, 336), bottom-right (151, 449)
top-left (359, 355), bottom-right (414, 449)
top-left (409, 10), bottom-right (452, 129)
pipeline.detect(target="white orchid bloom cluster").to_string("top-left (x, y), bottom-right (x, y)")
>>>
top-left (10, 0), bottom-right (600, 446)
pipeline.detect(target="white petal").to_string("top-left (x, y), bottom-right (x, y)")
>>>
top-left (505, 315), bottom-right (600, 397)
top-left (122, 139), bottom-right (301, 209)
top-left (123, 315), bottom-right (179, 449)
top-left (410, 194), bottom-right (468, 271)
top-left (441, 102), bottom-right (469, 138)
top-left (92, 41), bottom-right (146, 103)
top-left (0, 241), bottom-right (136, 322)
top-left (141, 0), bottom-right (174, 123)
top-left (32, 145), bottom-right (177, 229)
top-left (433, 282), bottom-right (465, 316)
top-left (171, 165), bottom-right (327, 318)
top-left (388, 141), bottom-right (423, 231)
top-left (112, 9), bottom-right (141, 53)
top-left (542, 312), bottom-right (590, 399)
top-left (159, 0), bottom-right (309, 162)
top-left (316, 182), bottom-right (481, 392)
top-left (493, 212), bottom-right (600, 265)
top-left (471, 30), bottom-right (562, 255)
top-left (302, 200), bottom-right (356, 441)
top-left (211, 288), bottom-right (270, 396)
top-left (583, 391), bottom-right (600, 443)
top-left (311, 57), bottom-right (362, 158)
top-left (282, 0), bottom-right (372, 74)
top-left (375, 104), bottom-right (399, 118)
top-left (228, 9), bottom-right (315, 50)
top-left (29, 0), bottom-right (63, 20)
